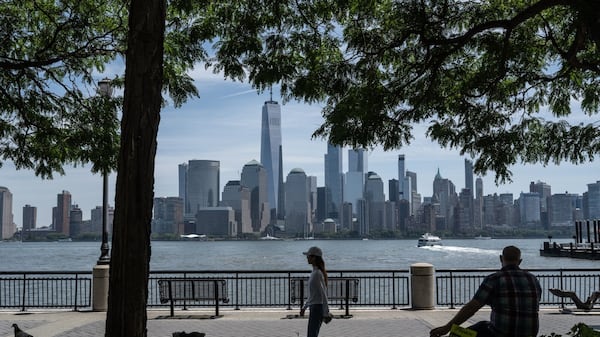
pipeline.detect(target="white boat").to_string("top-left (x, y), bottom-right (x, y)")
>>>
top-left (417, 233), bottom-right (442, 247)
top-left (474, 235), bottom-right (492, 240)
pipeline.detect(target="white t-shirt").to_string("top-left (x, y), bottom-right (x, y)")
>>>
top-left (303, 265), bottom-right (330, 316)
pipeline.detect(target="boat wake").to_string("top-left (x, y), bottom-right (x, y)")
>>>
top-left (422, 245), bottom-right (499, 255)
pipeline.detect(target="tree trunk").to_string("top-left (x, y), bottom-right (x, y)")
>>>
top-left (105, 0), bottom-right (166, 336)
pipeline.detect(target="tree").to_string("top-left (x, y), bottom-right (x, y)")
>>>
top-left (203, 0), bottom-right (600, 183)
top-left (2, 1), bottom-right (207, 336)
top-left (103, 0), bottom-right (164, 335)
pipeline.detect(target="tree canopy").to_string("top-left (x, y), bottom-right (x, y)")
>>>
top-left (201, 0), bottom-right (600, 182)
top-left (0, 0), bottom-right (208, 178)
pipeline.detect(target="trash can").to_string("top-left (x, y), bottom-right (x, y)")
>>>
top-left (410, 262), bottom-right (434, 309)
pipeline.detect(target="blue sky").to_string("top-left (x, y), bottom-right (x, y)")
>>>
top-left (3, 66), bottom-right (599, 228)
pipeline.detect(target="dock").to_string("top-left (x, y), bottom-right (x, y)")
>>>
top-left (540, 219), bottom-right (600, 260)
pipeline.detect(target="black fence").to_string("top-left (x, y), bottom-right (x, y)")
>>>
top-left (1, 268), bottom-right (598, 311)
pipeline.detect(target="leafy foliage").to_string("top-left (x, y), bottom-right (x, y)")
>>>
top-left (0, 0), bottom-right (209, 178)
top-left (540, 322), bottom-right (600, 337)
top-left (201, 0), bottom-right (600, 183)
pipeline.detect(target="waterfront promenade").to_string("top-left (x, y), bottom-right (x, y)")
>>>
top-left (1, 308), bottom-right (599, 337)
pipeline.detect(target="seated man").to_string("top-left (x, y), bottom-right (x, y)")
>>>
top-left (549, 288), bottom-right (600, 311)
top-left (430, 246), bottom-right (541, 337)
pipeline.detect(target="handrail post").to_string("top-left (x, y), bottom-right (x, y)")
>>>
top-left (74, 273), bottom-right (79, 311)
top-left (235, 272), bottom-right (240, 310)
top-left (449, 271), bottom-right (455, 309)
top-left (299, 279), bottom-right (305, 313)
top-left (214, 280), bottom-right (220, 317)
top-left (168, 280), bottom-right (174, 317)
top-left (392, 272), bottom-right (397, 309)
top-left (21, 273), bottom-right (26, 312)
top-left (344, 278), bottom-right (350, 317)
top-left (286, 273), bottom-right (292, 310)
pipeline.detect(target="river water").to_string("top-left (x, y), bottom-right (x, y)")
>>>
top-left (0, 238), bottom-right (597, 272)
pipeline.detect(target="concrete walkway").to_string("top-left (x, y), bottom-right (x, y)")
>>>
top-left (1, 308), bottom-right (599, 337)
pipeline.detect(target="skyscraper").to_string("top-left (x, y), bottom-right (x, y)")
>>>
top-left (22, 204), bottom-right (36, 231)
top-left (365, 172), bottom-right (386, 232)
top-left (0, 186), bottom-right (14, 240)
top-left (324, 143), bottom-right (343, 219)
top-left (398, 155), bottom-right (406, 200)
top-left (345, 148), bottom-right (367, 214)
top-left (398, 154), bottom-right (411, 213)
top-left (221, 180), bottom-right (252, 234)
top-left (260, 99), bottom-right (283, 219)
top-left (464, 159), bottom-right (474, 199)
top-left (241, 160), bottom-right (270, 232)
top-left (348, 148), bottom-right (367, 173)
top-left (53, 190), bottom-right (71, 236)
top-left (184, 160), bottom-right (220, 216)
top-left (586, 181), bottom-right (600, 219)
top-left (285, 168), bottom-right (311, 236)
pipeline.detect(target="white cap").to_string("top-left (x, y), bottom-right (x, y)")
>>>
top-left (302, 246), bottom-right (323, 257)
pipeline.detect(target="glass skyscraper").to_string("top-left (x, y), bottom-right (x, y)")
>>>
top-left (184, 160), bottom-right (220, 216)
top-left (260, 99), bottom-right (283, 220)
top-left (324, 143), bottom-right (343, 219)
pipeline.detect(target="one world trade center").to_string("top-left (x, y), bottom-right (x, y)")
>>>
top-left (260, 98), bottom-right (284, 221)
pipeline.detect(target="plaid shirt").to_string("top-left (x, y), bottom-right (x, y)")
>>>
top-left (473, 264), bottom-right (541, 337)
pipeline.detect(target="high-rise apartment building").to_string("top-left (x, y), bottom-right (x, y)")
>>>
top-left (324, 143), bottom-right (343, 219)
top-left (69, 205), bottom-right (83, 237)
top-left (22, 204), bottom-right (36, 231)
top-left (0, 186), bottom-right (14, 240)
top-left (183, 160), bottom-right (220, 216)
top-left (586, 181), bottom-right (600, 219)
top-left (53, 190), bottom-right (71, 236)
top-left (285, 168), bottom-right (311, 237)
top-left (241, 160), bottom-right (270, 232)
top-left (260, 99), bottom-right (284, 220)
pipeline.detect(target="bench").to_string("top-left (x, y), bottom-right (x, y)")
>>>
top-left (290, 277), bottom-right (359, 317)
top-left (158, 278), bottom-right (229, 317)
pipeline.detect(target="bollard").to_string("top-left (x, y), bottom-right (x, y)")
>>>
top-left (92, 264), bottom-right (110, 311)
top-left (410, 262), bottom-right (434, 309)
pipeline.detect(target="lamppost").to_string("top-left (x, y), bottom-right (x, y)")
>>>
top-left (97, 77), bottom-right (113, 265)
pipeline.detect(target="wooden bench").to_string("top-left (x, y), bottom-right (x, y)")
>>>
top-left (158, 278), bottom-right (229, 317)
top-left (290, 277), bottom-right (359, 317)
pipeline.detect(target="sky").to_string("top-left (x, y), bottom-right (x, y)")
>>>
top-left (2, 66), bottom-right (599, 228)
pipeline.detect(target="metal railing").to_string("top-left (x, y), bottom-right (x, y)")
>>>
top-left (1, 268), bottom-right (598, 311)
top-left (435, 268), bottom-right (600, 308)
top-left (0, 271), bottom-right (91, 311)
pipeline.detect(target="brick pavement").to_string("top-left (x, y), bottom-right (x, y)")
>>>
top-left (2, 308), bottom-right (600, 337)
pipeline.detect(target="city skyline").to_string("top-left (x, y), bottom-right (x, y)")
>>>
top-left (1, 66), bottom-right (599, 228)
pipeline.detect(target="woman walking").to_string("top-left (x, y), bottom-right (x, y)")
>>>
top-left (300, 246), bottom-right (332, 337)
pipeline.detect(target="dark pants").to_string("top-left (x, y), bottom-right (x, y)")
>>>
top-left (468, 321), bottom-right (496, 337)
top-left (307, 304), bottom-right (324, 337)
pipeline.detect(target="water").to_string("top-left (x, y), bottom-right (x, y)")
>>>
top-left (0, 238), bottom-right (597, 272)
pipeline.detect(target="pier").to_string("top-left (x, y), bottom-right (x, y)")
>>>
top-left (540, 219), bottom-right (600, 260)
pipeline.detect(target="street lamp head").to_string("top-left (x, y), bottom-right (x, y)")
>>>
top-left (98, 78), bottom-right (113, 97)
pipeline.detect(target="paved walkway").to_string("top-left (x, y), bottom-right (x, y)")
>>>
top-left (1, 308), bottom-right (600, 337)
